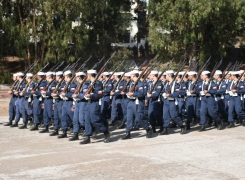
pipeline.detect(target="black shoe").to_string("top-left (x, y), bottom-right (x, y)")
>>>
top-left (121, 132), bottom-right (131, 140)
top-left (91, 130), bottom-right (98, 140)
top-left (30, 124), bottom-right (39, 131)
top-left (117, 122), bottom-right (125, 129)
top-left (69, 133), bottom-right (79, 141)
top-left (58, 131), bottom-right (67, 138)
top-left (186, 123), bottom-right (191, 130)
top-left (4, 121), bottom-right (12, 126)
top-left (49, 130), bottom-right (59, 136)
top-left (80, 136), bottom-right (91, 144)
top-left (180, 125), bottom-right (186, 134)
top-left (169, 123), bottom-right (177, 128)
top-left (146, 128), bottom-right (153, 138)
top-left (108, 120), bottom-right (115, 127)
top-left (159, 127), bottom-right (168, 135)
top-left (217, 121), bottom-right (223, 130)
top-left (39, 126), bottom-right (49, 133)
top-left (211, 121), bottom-right (217, 127)
top-left (131, 127), bottom-right (139, 131)
top-left (226, 122), bottom-right (235, 128)
top-left (152, 126), bottom-right (156, 133)
top-left (103, 131), bottom-right (111, 143)
top-left (239, 119), bottom-right (244, 125)
top-left (198, 125), bottom-right (206, 132)
top-left (157, 127), bottom-right (163, 133)
top-left (19, 123), bottom-right (27, 129)
top-left (10, 123), bottom-right (18, 127)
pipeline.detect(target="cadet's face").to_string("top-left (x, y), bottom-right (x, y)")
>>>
top-left (188, 75), bottom-right (193, 80)
top-left (213, 74), bottom-right (219, 80)
top-left (13, 76), bottom-right (16, 81)
top-left (201, 74), bottom-right (206, 80)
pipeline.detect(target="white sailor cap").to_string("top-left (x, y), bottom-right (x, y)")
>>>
top-left (109, 72), bottom-right (113, 75)
top-left (187, 71), bottom-right (197, 75)
top-left (87, 69), bottom-right (97, 74)
top-left (13, 73), bottom-right (17, 77)
top-left (131, 70), bottom-right (140, 74)
top-left (56, 71), bottom-right (63, 76)
top-left (158, 71), bottom-right (162, 75)
top-left (230, 71), bottom-right (240, 75)
top-left (102, 72), bottom-right (110, 76)
top-left (26, 73), bottom-right (33, 77)
top-left (201, 71), bottom-right (210, 75)
top-left (238, 70), bottom-right (244, 74)
top-left (76, 72), bottom-right (86, 76)
top-left (176, 71), bottom-right (185, 75)
top-left (37, 72), bottom-right (45, 76)
top-left (124, 72), bottom-right (131, 77)
top-left (114, 72), bottom-right (122, 76)
top-left (64, 70), bottom-right (72, 76)
top-left (165, 70), bottom-right (175, 74)
top-left (46, 71), bottom-right (54, 76)
top-left (150, 70), bottom-right (159, 75)
top-left (16, 72), bottom-right (24, 76)
top-left (214, 70), bottom-right (222, 75)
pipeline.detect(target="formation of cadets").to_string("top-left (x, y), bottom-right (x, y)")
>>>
top-left (4, 57), bottom-right (245, 144)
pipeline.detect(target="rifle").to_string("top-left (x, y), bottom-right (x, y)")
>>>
top-left (148, 59), bottom-right (174, 94)
top-left (53, 61), bottom-right (64, 72)
top-left (59, 56), bottom-right (92, 94)
top-left (85, 52), bottom-right (116, 96)
top-left (31, 63), bottom-right (57, 93)
top-left (15, 60), bottom-right (39, 92)
top-left (191, 56), bottom-right (211, 90)
top-left (204, 58), bottom-right (223, 91)
top-left (167, 60), bottom-right (187, 94)
top-left (9, 62), bottom-right (37, 91)
top-left (216, 62), bottom-right (232, 88)
top-left (102, 60), bottom-right (126, 90)
top-left (233, 70), bottom-right (245, 90)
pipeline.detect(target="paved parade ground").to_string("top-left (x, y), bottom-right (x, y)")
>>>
top-left (0, 114), bottom-right (245, 180)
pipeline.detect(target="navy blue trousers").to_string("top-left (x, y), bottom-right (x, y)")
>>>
top-left (8, 97), bottom-right (17, 121)
top-left (53, 100), bottom-right (63, 130)
top-left (61, 101), bottom-right (74, 131)
top-left (126, 100), bottom-right (149, 132)
top-left (84, 101), bottom-right (107, 136)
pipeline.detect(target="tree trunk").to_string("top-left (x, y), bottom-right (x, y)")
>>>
top-left (32, 1), bottom-right (38, 62)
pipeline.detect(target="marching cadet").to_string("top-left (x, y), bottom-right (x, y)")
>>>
top-left (198, 71), bottom-right (223, 131)
top-left (50, 71), bottom-right (66, 136)
top-left (212, 70), bottom-right (228, 122)
top-left (58, 70), bottom-right (77, 138)
top-left (39, 72), bottom-right (57, 133)
top-left (121, 70), bottom-right (153, 140)
top-left (108, 72), bottom-right (124, 126)
top-left (224, 71), bottom-right (232, 113)
top-left (185, 71), bottom-right (201, 130)
top-left (146, 70), bottom-right (163, 133)
top-left (69, 72), bottom-right (89, 141)
top-left (80, 69), bottom-right (111, 144)
top-left (30, 72), bottom-right (47, 131)
top-left (19, 73), bottom-right (35, 129)
top-left (117, 72), bottom-right (131, 129)
top-left (99, 72), bottom-right (113, 127)
top-left (11, 72), bottom-right (26, 127)
top-left (5, 74), bottom-right (18, 126)
top-left (227, 71), bottom-right (245, 128)
top-left (160, 70), bottom-right (186, 135)
top-left (176, 72), bottom-right (187, 119)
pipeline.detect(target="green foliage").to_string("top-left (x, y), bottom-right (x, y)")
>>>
top-left (148, 0), bottom-right (245, 64)
top-left (0, 0), bottom-right (130, 66)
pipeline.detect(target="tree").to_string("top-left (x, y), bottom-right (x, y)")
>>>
top-left (0, 0), bottom-right (131, 68)
top-left (147, 0), bottom-right (245, 67)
